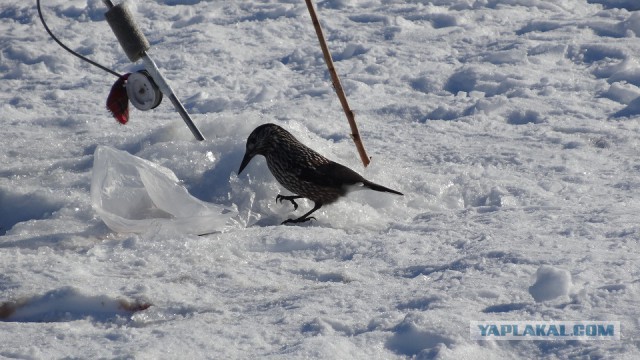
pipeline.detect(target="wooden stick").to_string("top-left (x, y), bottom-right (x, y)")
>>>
top-left (304, 0), bottom-right (371, 167)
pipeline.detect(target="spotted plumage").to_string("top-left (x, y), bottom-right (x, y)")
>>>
top-left (238, 123), bottom-right (403, 224)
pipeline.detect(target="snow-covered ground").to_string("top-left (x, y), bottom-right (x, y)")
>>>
top-left (1, 0), bottom-right (640, 358)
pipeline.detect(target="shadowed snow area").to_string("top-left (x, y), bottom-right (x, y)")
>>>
top-left (0, 188), bottom-right (63, 236)
top-left (1, 0), bottom-right (639, 358)
top-left (0, 287), bottom-right (150, 323)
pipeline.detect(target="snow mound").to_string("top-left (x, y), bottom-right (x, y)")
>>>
top-left (613, 96), bottom-right (640, 118)
top-left (91, 146), bottom-right (237, 235)
top-left (587, 0), bottom-right (640, 11)
top-left (0, 287), bottom-right (150, 323)
top-left (385, 313), bottom-right (456, 357)
top-left (0, 188), bottom-right (62, 236)
top-left (528, 266), bottom-right (572, 303)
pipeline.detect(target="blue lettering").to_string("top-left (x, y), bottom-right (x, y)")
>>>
top-left (500, 325), bottom-right (512, 336)
top-left (475, 322), bottom-right (617, 339)
top-left (488, 325), bottom-right (500, 336)
top-left (523, 325), bottom-right (535, 336)
top-left (598, 325), bottom-right (615, 337)
top-left (478, 324), bottom-right (489, 336)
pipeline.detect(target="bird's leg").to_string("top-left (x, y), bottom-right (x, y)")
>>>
top-left (276, 194), bottom-right (304, 210)
top-left (282, 202), bottom-right (322, 225)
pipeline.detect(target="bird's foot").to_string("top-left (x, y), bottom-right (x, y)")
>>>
top-left (276, 194), bottom-right (300, 210)
top-left (281, 216), bottom-right (316, 225)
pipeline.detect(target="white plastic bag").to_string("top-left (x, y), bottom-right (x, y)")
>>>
top-left (91, 146), bottom-right (236, 235)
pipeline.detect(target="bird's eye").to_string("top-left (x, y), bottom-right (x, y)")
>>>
top-left (247, 137), bottom-right (257, 150)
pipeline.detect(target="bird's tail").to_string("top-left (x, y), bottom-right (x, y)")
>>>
top-left (363, 180), bottom-right (403, 196)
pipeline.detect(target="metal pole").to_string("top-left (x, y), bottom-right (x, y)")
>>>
top-left (141, 54), bottom-right (205, 141)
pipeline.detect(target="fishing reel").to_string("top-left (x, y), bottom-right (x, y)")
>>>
top-left (101, 1), bottom-right (204, 140)
top-left (125, 70), bottom-right (163, 111)
top-left (37, 0), bottom-right (205, 140)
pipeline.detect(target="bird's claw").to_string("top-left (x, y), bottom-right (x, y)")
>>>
top-left (276, 194), bottom-right (299, 210)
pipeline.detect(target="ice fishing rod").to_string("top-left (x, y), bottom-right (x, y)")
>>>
top-left (36, 0), bottom-right (205, 141)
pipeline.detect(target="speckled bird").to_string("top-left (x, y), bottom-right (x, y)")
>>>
top-left (238, 123), bottom-right (403, 224)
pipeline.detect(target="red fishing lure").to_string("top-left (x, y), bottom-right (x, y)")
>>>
top-left (106, 73), bottom-right (131, 124)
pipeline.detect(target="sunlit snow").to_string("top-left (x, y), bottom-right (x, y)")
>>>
top-left (1, 0), bottom-right (639, 358)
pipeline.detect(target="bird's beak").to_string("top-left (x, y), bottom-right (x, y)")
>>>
top-left (238, 151), bottom-right (254, 175)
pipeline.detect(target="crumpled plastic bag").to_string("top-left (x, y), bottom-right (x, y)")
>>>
top-left (91, 146), bottom-right (237, 235)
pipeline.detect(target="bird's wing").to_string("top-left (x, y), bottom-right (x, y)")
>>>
top-left (298, 161), bottom-right (365, 189)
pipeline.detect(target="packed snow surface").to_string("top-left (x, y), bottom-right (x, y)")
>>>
top-left (1, 0), bottom-right (640, 358)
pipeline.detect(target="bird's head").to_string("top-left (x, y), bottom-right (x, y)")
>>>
top-left (238, 123), bottom-right (281, 174)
